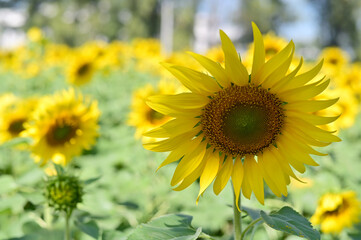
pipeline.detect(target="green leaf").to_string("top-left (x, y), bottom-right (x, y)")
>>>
top-left (241, 206), bottom-right (261, 220)
top-left (74, 219), bottom-right (100, 239)
top-left (53, 163), bottom-right (65, 176)
top-left (83, 176), bottom-right (101, 185)
top-left (0, 137), bottom-right (32, 148)
top-left (128, 214), bottom-right (203, 240)
top-left (0, 175), bottom-right (18, 194)
top-left (102, 230), bottom-right (127, 240)
top-left (260, 206), bottom-right (320, 240)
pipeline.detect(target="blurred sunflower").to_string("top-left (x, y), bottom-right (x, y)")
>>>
top-left (316, 88), bottom-right (358, 131)
top-left (0, 96), bottom-right (38, 143)
top-left (334, 63), bottom-right (361, 96)
top-left (128, 80), bottom-right (180, 142)
top-left (244, 32), bottom-right (289, 71)
top-left (144, 23), bottom-right (340, 206)
top-left (206, 46), bottom-right (225, 64)
top-left (319, 47), bottom-right (349, 76)
top-left (311, 191), bottom-right (361, 234)
top-left (67, 53), bottom-right (97, 86)
top-left (23, 88), bottom-right (100, 165)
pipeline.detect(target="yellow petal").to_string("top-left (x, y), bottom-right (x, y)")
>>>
top-left (148, 92), bottom-right (209, 109)
top-left (231, 157), bottom-right (244, 211)
top-left (219, 30), bottom-right (249, 86)
top-left (259, 151), bottom-right (288, 196)
top-left (143, 117), bottom-right (200, 138)
top-left (197, 150), bottom-right (221, 203)
top-left (289, 59), bottom-right (324, 89)
top-left (156, 136), bottom-right (203, 170)
top-left (286, 111), bottom-right (339, 126)
top-left (284, 125), bottom-right (331, 147)
top-left (213, 156), bottom-right (233, 195)
top-left (172, 65), bottom-right (222, 94)
top-left (146, 101), bottom-right (202, 118)
top-left (270, 57), bottom-right (304, 92)
top-left (279, 78), bottom-right (330, 101)
top-left (254, 41), bottom-right (294, 86)
top-left (173, 158), bottom-right (206, 191)
top-left (284, 98), bottom-right (339, 112)
top-left (257, 153), bottom-right (284, 197)
top-left (188, 52), bottom-right (230, 88)
top-left (244, 155), bottom-right (264, 204)
top-left (171, 141), bottom-right (207, 186)
top-left (143, 130), bottom-right (198, 152)
top-left (251, 22), bottom-right (265, 81)
top-left (261, 44), bottom-right (295, 88)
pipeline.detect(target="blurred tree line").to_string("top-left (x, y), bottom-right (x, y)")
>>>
top-left (0, 0), bottom-right (199, 50)
top-left (1, 0), bottom-right (361, 58)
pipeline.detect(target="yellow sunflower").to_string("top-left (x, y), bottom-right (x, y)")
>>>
top-left (143, 23), bottom-right (340, 207)
top-left (319, 47), bottom-right (349, 77)
top-left (311, 191), bottom-right (361, 234)
top-left (66, 53), bottom-right (97, 86)
top-left (23, 88), bottom-right (100, 165)
top-left (206, 46), bottom-right (225, 64)
top-left (128, 80), bottom-right (180, 142)
top-left (0, 96), bottom-right (38, 143)
top-left (316, 88), bottom-right (358, 131)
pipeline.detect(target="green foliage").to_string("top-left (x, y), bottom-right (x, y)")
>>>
top-left (260, 207), bottom-right (320, 240)
top-left (128, 214), bottom-right (203, 240)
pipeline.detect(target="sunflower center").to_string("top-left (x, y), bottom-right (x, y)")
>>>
top-left (46, 119), bottom-right (78, 146)
top-left (202, 85), bottom-right (285, 156)
top-left (8, 118), bottom-right (26, 135)
top-left (77, 63), bottom-right (91, 76)
top-left (265, 47), bottom-right (279, 56)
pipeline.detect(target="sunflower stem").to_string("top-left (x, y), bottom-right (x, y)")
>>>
top-left (65, 210), bottom-right (72, 240)
top-left (233, 189), bottom-right (242, 240)
top-left (240, 218), bottom-right (262, 240)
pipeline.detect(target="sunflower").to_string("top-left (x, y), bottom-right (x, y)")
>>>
top-left (206, 46), bottom-right (225, 65)
top-left (316, 88), bottom-right (358, 130)
top-left (143, 23), bottom-right (340, 207)
top-left (311, 191), bottom-right (361, 234)
top-left (0, 96), bottom-right (38, 143)
top-left (319, 47), bottom-right (349, 77)
top-left (67, 53), bottom-right (97, 86)
top-left (128, 80), bottom-right (180, 142)
top-left (23, 88), bottom-right (100, 165)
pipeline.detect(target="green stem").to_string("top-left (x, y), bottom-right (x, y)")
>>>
top-left (44, 203), bottom-right (53, 228)
top-left (233, 189), bottom-right (242, 240)
top-left (240, 218), bottom-right (262, 240)
top-left (65, 210), bottom-right (72, 240)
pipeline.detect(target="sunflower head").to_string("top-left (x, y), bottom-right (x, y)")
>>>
top-left (67, 53), bottom-right (97, 86)
top-left (144, 22), bottom-right (340, 207)
top-left (128, 79), bottom-right (180, 142)
top-left (0, 95), bottom-right (38, 143)
top-left (311, 191), bottom-right (361, 234)
top-left (45, 173), bottom-right (83, 214)
top-left (319, 47), bottom-right (349, 76)
top-left (23, 88), bottom-right (100, 165)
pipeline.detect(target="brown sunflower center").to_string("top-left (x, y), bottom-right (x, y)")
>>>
top-left (8, 118), bottom-right (26, 135)
top-left (201, 85), bottom-right (285, 156)
top-left (324, 199), bottom-right (348, 217)
top-left (46, 118), bottom-right (78, 146)
top-left (265, 47), bottom-right (279, 56)
top-left (77, 63), bottom-right (91, 76)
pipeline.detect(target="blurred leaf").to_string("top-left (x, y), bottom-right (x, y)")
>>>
top-left (260, 206), bottom-right (320, 240)
top-left (241, 206), bottom-right (261, 220)
top-left (74, 219), bottom-right (100, 239)
top-left (102, 230), bottom-right (127, 240)
top-left (19, 191), bottom-right (45, 205)
top-left (53, 163), bottom-right (65, 176)
top-left (128, 214), bottom-right (203, 240)
top-left (83, 176), bottom-right (101, 185)
top-left (0, 137), bottom-right (32, 149)
top-left (0, 175), bottom-right (17, 194)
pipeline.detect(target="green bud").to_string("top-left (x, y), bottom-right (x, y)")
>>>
top-left (45, 174), bottom-right (83, 214)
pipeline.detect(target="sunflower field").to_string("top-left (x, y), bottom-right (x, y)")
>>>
top-left (1, 5), bottom-right (361, 240)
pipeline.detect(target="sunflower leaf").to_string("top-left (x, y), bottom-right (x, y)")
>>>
top-left (74, 219), bottom-right (99, 239)
top-left (260, 206), bottom-right (320, 240)
top-left (128, 214), bottom-right (203, 240)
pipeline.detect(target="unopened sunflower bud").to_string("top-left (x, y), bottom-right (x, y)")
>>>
top-left (45, 174), bottom-right (83, 214)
